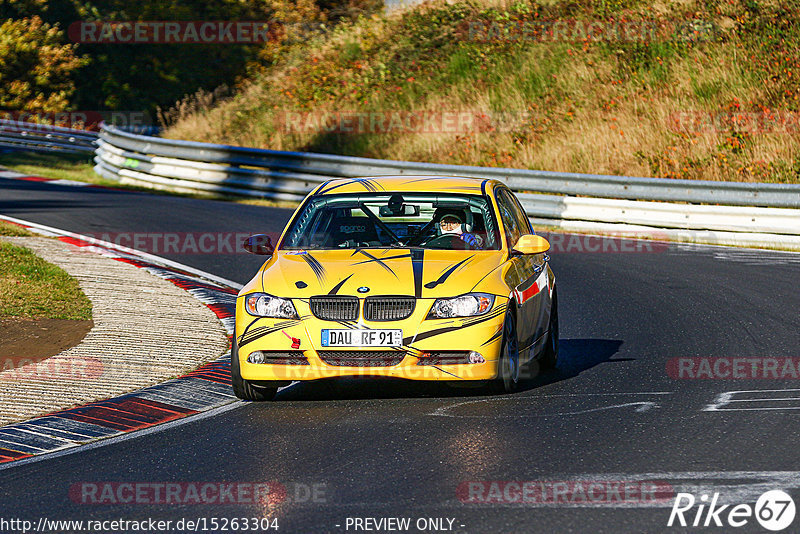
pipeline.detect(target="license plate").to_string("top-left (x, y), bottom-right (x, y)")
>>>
top-left (321, 329), bottom-right (402, 347)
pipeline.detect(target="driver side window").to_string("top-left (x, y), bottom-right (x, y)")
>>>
top-left (495, 190), bottom-right (523, 247)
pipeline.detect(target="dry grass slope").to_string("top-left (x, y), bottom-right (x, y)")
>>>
top-left (164, 0), bottom-right (800, 183)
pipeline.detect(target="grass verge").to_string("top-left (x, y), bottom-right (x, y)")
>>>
top-left (0, 239), bottom-right (92, 320)
top-left (0, 152), bottom-right (100, 184)
top-left (0, 221), bottom-right (34, 237)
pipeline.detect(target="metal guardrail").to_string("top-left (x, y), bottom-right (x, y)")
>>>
top-left (92, 124), bottom-right (800, 243)
top-left (96, 124), bottom-right (800, 209)
top-left (0, 119), bottom-right (97, 154)
top-left (4, 120), bottom-right (798, 245)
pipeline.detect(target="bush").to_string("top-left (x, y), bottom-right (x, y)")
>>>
top-left (0, 16), bottom-right (86, 113)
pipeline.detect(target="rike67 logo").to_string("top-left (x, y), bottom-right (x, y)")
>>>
top-left (668, 490), bottom-right (796, 531)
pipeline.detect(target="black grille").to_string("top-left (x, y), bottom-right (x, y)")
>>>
top-left (249, 351), bottom-right (309, 365)
top-left (310, 296), bottom-right (359, 321)
top-left (416, 352), bottom-right (472, 366)
top-left (318, 350), bottom-right (406, 367)
top-left (364, 296), bottom-right (416, 321)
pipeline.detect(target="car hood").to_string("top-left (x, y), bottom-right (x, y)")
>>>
top-left (257, 249), bottom-right (506, 299)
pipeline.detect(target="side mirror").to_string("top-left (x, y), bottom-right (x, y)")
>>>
top-left (512, 234), bottom-right (550, 255)
top-left (243, 234), bottom-right (274, 255)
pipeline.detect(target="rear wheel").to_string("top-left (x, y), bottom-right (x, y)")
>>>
top-left (231, 336), bottom-right (279, 401)
top-left (540, 288), bottom-right (559, 370)
top-left (497, 306), bottom-right (520, 393)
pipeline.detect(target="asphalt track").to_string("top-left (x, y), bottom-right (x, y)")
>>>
top-left (2, 177), bottom-right (800, 533)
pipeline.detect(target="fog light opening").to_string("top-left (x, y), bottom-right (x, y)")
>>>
top-left (247, 351), bottom-right (267, 364)
top-left (468, 351), bottom-right (485, 364)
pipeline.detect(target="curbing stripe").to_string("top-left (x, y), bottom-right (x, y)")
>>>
top-left (0, 429), bottom-right (71, 449)
top-left (0, 209), bottom-right (246, 465)
top-left (0, 449), bottom-right (32, 462)
top-left (13, 416), bottom-right (119, 439)
top-left (1, 420), bottom-right (113, 442)
top-left (0, 213), bottom-right (243, 290)
top-left (0, 441), bottom-right (45, 454)
top-left (0, 170), bottom-right (112, 190)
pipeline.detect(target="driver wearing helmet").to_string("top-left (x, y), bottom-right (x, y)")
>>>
top-left (436, 209), bottom-right (482, 249)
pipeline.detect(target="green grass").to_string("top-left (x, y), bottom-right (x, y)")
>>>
top-left (0, 152), bottom-right (100, 184)
top-left (0, 240), bottom-right (92, 320)
top-left (0, 221), bottom-right (33, 237)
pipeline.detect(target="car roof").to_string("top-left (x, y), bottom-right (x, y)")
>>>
top-left (313, 176), bottom-right (504, 196)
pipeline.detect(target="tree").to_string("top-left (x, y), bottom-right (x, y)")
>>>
top-left (0, 16), bottom-right (86, 113)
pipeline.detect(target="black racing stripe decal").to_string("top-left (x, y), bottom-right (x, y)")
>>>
top-left (374, 252), bottom-right (414, 261)
top-left (403, 177), bottom-right (441, 184)
top-left (402, 325), bottom-right (454, 345)
top-left (239, 317), bottom-right (261, 341)
top-left (301, 254), bottom-right (326, 284)
top-left (463, 304), bottom-right (507, 326)
top-left (353, 250), bottom-right (399, 278)
top-left (469, 268), bottom-right (496, 293)
top-left (364, 178), bottom-right (385, 191)
top-left (424, 257), bottom-right (473, 290)
top-left (319, 177), bottom-right (382, 194)
top-left (432, 365), bottom-right (461, 378)
top-left (316, 179), bottom-right (355, 195)
top-left (481, 325), bottom-right (504, 347)
top-left (239, 319), bottom-right (302, 347)
top-left (403, 304), bottom-right (506, 345)
top-left (411, 249), bottom-right (424, 299)
top-left (328, 274), bottom-right (354, 295)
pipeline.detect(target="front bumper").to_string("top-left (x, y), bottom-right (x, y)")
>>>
top-left (235, 297), bottom-right (509, 382)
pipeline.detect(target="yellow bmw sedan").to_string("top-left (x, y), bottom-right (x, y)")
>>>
top-left (232, 176), bottom-right (558, 400)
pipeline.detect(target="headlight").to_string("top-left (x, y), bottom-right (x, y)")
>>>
top-left (428, 293), bottom-right (495, 319)
top-left (244, 293), bottom-right (298, 318)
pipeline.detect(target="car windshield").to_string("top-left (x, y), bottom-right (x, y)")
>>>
top-left (281, 193), bottom-right (501, 250)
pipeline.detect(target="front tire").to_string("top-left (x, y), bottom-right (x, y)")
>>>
top-left (497, 306), bottom-right (520, 393)
top-left (231, 336), bottom-right (278, 401)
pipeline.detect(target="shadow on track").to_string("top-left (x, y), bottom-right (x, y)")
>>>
top-left (273, 338), bottom-right (624, 402)
top-left (0, 179), bottom-right (112, 213)
top-left (514, 338), bottom-right (626, 393)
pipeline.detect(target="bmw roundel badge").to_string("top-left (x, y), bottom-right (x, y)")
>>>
top-left (357, 286), bottom-right (370, 293)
